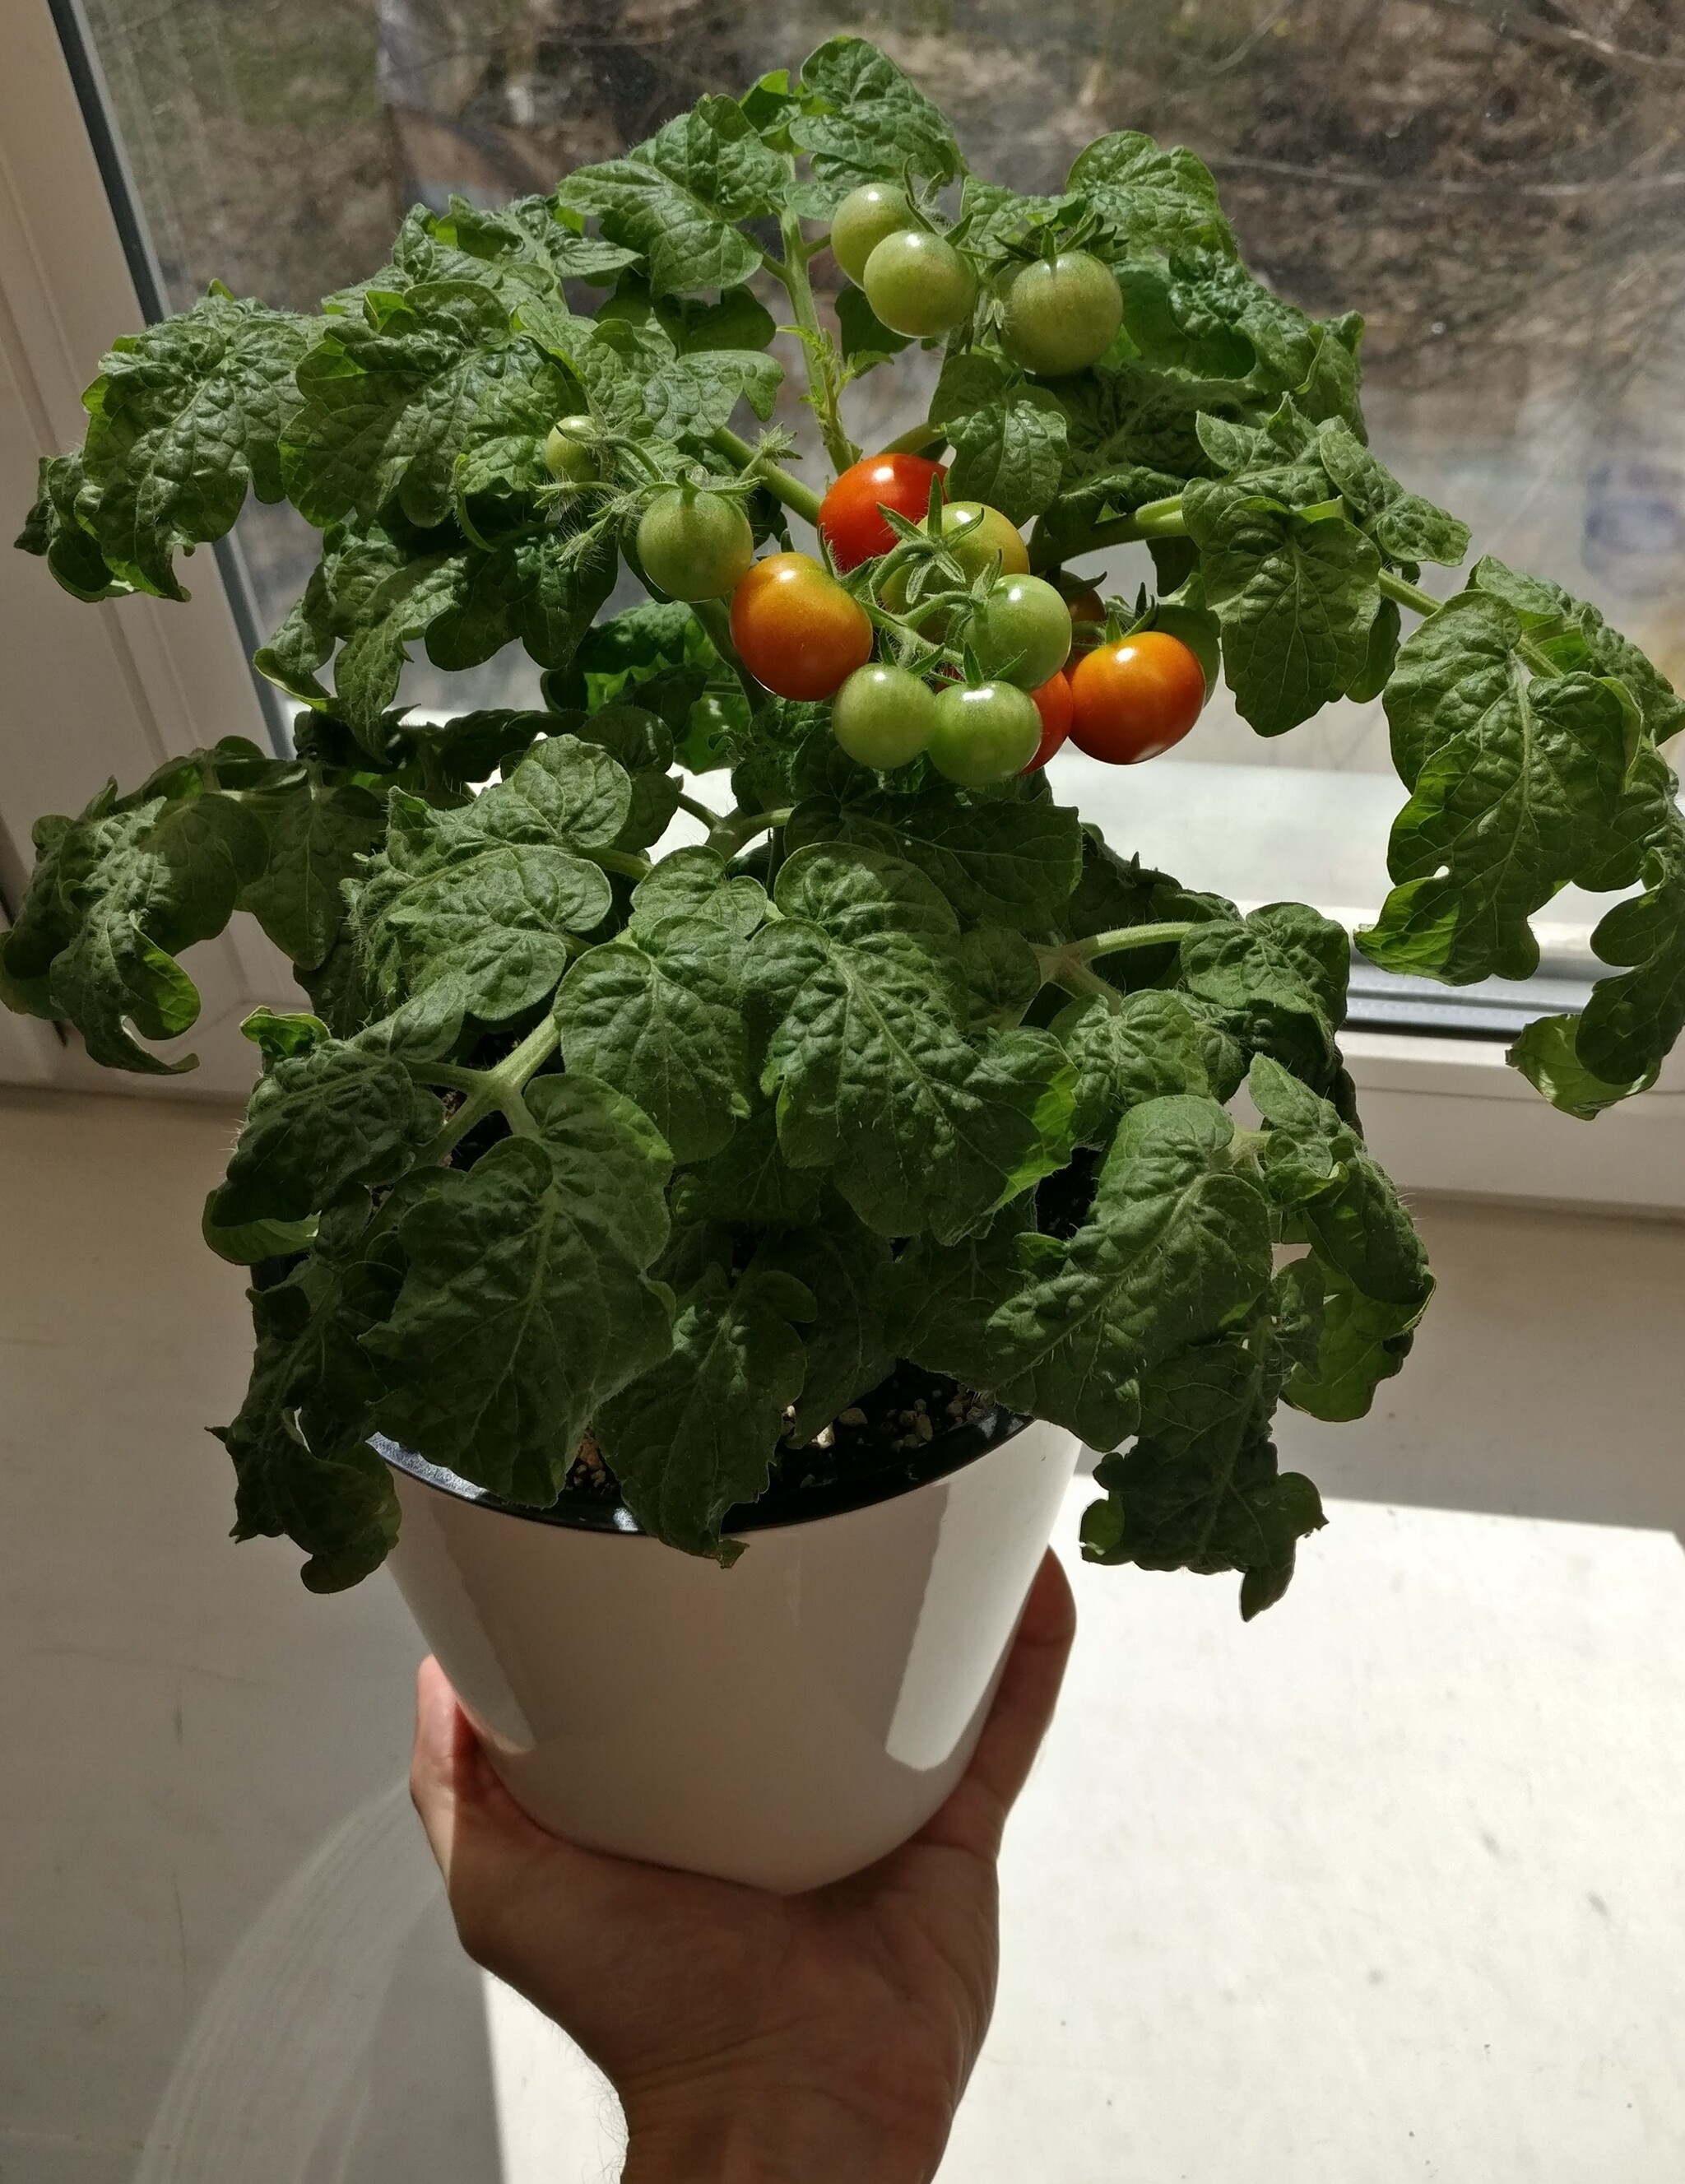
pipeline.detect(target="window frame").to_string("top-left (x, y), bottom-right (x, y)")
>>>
top-left (2, 0), bottom-right (1682, 1205)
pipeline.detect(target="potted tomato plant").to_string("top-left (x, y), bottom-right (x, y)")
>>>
top-left (7, 39), bottom-right (1680, 1889)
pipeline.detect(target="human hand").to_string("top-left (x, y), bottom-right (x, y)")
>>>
top-left (410, 1547), bottom-right (1076, 2184)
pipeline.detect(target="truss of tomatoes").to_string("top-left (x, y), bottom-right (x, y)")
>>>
top-left (634, 445), bottom-right (1209, 787)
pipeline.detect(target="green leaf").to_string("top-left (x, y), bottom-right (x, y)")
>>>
top-left (1506, 1012), bottom-right (1655, 1118)
top-left (1248, 1057), bottom-right (1432, 1311)
top-left (1179, 903), bottom-right (1349, 1089)
top-left (1049, 360), bottom-right (1230, 535)
top-left (554, 885), bottom-right (760, 1163)
top-left (349, 737), bottom-right (630, 1054)
top-left (214, 1251), bottom-right (402, 1593)
top-left (1053, 990), bottom-right (1214, 1145)
top-left (750, 844), bottom-right (1075, 1239)
top-left (643, 349), bottom-right (782, 438)
top-left (367, 1088), bottom-right (675, 1506)
top-left (1067, 134), bottom-right (1235, 258)
top-left (1573, 811), bottom-right (1685, 1090)
top-left (785, 775), bottom-right (1084, 932)
top-left (562, 703), bottom-right (682, 849)
top-left (752, 1212), bottom-right (896, 1443)
top-left (202, 1187), bottom-right (317, 1268)
top-left (213, 1042), bottom-right (442, 1225)
top-left (945, 398), bottom-right (1069, 528)
top-left (1469, 555), bottom-right (1685, 750)
top-left (1316, 419), bottom-right (1469, 567)
top-left (1360, 592), bottom-right (1632, 983)
top-left (239, 782), bottom-right (385, 970)
top-left (16, 453), bottom-right (132, 602)
top-left (671, 1102), bottom-right (825, 1228)
top-left (1183, 483), bottom-right (1382, 735)
top-left (283, 281), bottom-right (544, 530)
top-left (835, 283), bottom-right (911, 370)
top-left (425, 193), bottom-right (639, 292)
top-left (77, 289), bottom-right (312, 598)
top-left (559, 97), bottom-right (788, 296)
top-left (429, 523), bottom-right (619, 681)
top-left (791, 36), bottom-right (963, 198)
top-left (1284, 1262), bottom-right (1427, 1424)
top-left (1081, 1313), bottom-right (1325, 1618)
top-left (596, 1262), bottom-right (814, 1561)
top-left (4, 773), bottom-right (270, 1073)
top-left (991, 1098), bottom-right (1274, 1447)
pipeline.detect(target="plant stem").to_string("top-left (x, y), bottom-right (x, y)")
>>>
top-left (1028, 498), bottom-right (1187, 572)
top-left (677, 790), bottom-right (726, 828)
top-left (769, 211), bottom-right (859, 476)
top-left (1075, 922), bottom-right (1195, 960)
top-left (495, 1015), bottom-right (562, 1093)
top-left (1033, 923), bottom-right (1195, 1005)
top-left (708, 805), bottom-right (794, 857)
top-left (884, 421), bottom-right (948, 456)
top-left (689, 593), bottom-right (765, 713)
top-left (591, 846), bottom-right (652, 882)
top-left (711, 426), bottom-right (824, 527)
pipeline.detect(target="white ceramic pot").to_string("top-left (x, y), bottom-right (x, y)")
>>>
top-left (381, 1414), bottom-right (1079, 1893)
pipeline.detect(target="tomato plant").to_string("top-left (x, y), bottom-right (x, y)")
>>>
top-left (926, 679), bottom-right (1042, 785)
top-left (1024, 671), bottom-right (1073, 771)
top-left (729, 552), bottom-right (873, 699)
top-left (970, 574), bottom-right (1073, 689)
top-left (10, 32), bottom-right (1673, 1637)
top-left (1069, 630), bottom-right (1208, 764)
top-left (863, 230), bottom-right (977, 339)
top-left (819, 453), bottom-right (946, 570)
top-left (636, 489), bottom-right (754, 602)
top-left (1000, 252), bottom-right (1124, 377)
top-left (829, 184), bottom-right (912, 285)
top-left (831, 663), bottom-right (938, 769)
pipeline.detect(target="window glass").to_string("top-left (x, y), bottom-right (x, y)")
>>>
top-left (75, 0), bottom-right (1685, 1033)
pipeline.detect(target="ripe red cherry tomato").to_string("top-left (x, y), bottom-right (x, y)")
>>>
top-left (729, 552), bottom-right (874, 701)
top-left (1068, 630), bottom-right (1206, 764)
top-left (819, 453), bottom-right (946, 571)
top-left (1023, 671), bottom-right (1073, 771)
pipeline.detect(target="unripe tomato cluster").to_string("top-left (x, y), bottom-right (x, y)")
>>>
top-left (827, 184), bottom-right (1126, 374)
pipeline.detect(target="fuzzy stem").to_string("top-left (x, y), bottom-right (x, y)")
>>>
top-left (768, 213), bottom-right (858, 476)
top-left (1075, 922), bottom-right (1195, 960)
top-left (676, 789), bottom-right (726, 828)
top-left (710, 426), bottom-right (824, 528)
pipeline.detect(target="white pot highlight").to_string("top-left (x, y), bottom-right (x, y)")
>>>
top-left (383, 1416), bottom-right (1079, 1893)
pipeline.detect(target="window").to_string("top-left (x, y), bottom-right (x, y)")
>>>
top-left (3, 0), bottom-right (1683, 1198)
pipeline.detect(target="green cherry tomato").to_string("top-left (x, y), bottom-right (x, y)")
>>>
top-left (831, 664), bottom-right (939, 770)
top-left (927, 680), bottom-right (1042, 786)
top-left (971, 574), bottom-right (1073, 689)
top-left (863, 230), bottom-right (977, 340)
top-left (1000, 251), bottom-right (1124, 377)
top-left (940, 500), bottom-right (1030, 582)
top-left (544, 415), bottom-right (599, 482)
top-left (636, 488), bottom-right (754, 602)
top-left (830, 184), bottom-right (913, 286)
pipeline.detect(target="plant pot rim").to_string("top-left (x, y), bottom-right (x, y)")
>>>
top-left (374, 1401), bottom-right (1033, 1539)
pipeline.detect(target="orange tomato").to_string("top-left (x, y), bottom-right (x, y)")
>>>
top-left (1023, 671), bottom-right (1073, 771)
top-left (1068, 630), bottom-right (1205, 764)
top-left (729, 553), bottom-right (874, 701)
